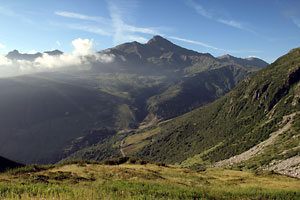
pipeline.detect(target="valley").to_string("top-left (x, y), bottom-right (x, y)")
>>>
top-left (0, 36), bottom-right (265, 164)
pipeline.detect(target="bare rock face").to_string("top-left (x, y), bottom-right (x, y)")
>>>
top-left (266, 156), bottom-right (300, 179)
top-left (267, 66), bottom-right (300, 111)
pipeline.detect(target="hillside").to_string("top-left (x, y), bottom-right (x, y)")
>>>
top-left (0, 160), bottom-right (300, 199)
top-left (97, 46), bottom-right (300, 178)
top-left (0, 36), bottom-right (266, 164)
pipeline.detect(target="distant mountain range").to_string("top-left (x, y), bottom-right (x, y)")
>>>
top-left (217, 54), bottom-right (268, 68)
top-left (0, 36), bottom-right (268, 164)
top-left (6, 49), bottom-right (63, 61)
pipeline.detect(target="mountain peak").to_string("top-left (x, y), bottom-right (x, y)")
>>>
top-left (147, 35), bottom-right (174, 47)
top-left (44, 49), bottom-right (63, 56)
top-left (7, 49), bottom-right (20, 56)
top-left (148, 35), bottom-right (168, 42)
top-left (145, 35), bottom-right (201, 56)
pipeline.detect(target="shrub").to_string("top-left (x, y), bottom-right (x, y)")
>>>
top-left (7, 164), bottom-right (55, 175)
top-left (103, 157), bottom-right (130, 165)
top-left (57, 159), bottom-right (100, 167)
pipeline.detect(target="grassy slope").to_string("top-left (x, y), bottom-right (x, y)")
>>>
top-left (0, 161), bottom-right (300, 199)
top-left (133, 47), bottom-right (300, 167)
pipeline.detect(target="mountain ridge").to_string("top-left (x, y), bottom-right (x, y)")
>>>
top-left (105, 35), bottom-right (267, 72)
top-left (217, 54), bottom-right (268, 68)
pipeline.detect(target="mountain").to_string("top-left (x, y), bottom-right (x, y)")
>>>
top-left (0, 36), bottom-right (267, 164)
top-left (97, 35), bottom-right (265, 120)
top-left (0, 156), bottom-right (23, 172)
top-left (104, 35), bottom-right (265, 74)
top-left (217, 54), bottom-right (268, 68)
top-left (6, 49), bottom-right (63, 61)
top-left (6, 50), bottom-right (42, 61)
top-left (44, 50), bottom-right (63, 56)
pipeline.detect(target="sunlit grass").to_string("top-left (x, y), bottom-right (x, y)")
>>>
top-left (1, 162), bottom-right (300, 199)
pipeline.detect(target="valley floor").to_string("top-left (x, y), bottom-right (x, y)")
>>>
top-left (0, 161), bottom-right (300, 199)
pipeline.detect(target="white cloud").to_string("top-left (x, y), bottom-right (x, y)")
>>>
top-left (56, 2), bottom-right (162, 44)
top-left (187, 0), bottom-right (255, 34)
top-left (217, 19), bottom-right (243, 29)
top-left (168, 35), bottom-right (262, 55)
top-left (218, 18), bottom-right (256, 34)
top-left (34, 52), bottom-right (81, 69)
top-left (168, 36), bottom-right (220, 50)
top-left (0, 6), bottom-right (35, 25)
top-left (0, 6), bottom-right (16, 17)
top-left (187, 0), bottom-right (212, 18)
top-left (291, 16), bottom-right (300, 29)
top-left (55, 11), bottom-right (107, 24)
top-left (56, 41), bottom-right (61, 46)
top-left (28, 50), bottom-right (37, 54)
top-left (0, 43), bottom-right (5, 49)
top-left (0, 55), bottom-right (12, 65)
top-left (67, 24), bottom-right (111, 36)
top-left (107, 0), bottom-right (161, 44)
top-left (72, 38), bottom-right (93, 56)
top-left (0, 38), bottom-right (115, 77)
top-left (94, 53), bottom-right (115, 63)
top-left (122, 24), bottom-right (162, 35)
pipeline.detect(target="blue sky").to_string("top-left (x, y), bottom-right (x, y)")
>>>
top-left (0, 0), bottom-right (300, 63)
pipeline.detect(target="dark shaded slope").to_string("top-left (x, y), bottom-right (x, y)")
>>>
top-left (147, 65), bottom-right (250, 120)
top-left (0, 72), bottom-right (125, 164)
top-left (0, 156), bottom-right (23, 172)
top-left (62, 65), bottom-right (252, 162)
